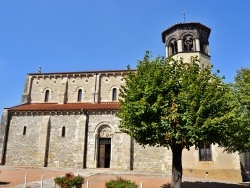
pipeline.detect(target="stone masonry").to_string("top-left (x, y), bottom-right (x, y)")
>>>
top-left (0, 70), bottom-right (172, 173)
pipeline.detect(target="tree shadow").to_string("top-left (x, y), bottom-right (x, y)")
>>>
top-left (0, 181), bottom-right (10, 185)
top-left (160, 181), bottom-right (249, 188)
top-left (161, 184), bottom-right (170, 188)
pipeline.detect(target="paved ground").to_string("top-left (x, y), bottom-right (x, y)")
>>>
top-left (0, 166), bottom-right (249, 188)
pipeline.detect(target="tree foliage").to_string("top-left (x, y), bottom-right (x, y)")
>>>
top-left (118, 52), bottom-right (250, 188)
top-left (118, 52), bottom-right (235, 150)
top-left (222, 68), bottom-right (250, 153)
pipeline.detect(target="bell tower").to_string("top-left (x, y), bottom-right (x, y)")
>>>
top-left (162, 22), bottom-right (211, 68)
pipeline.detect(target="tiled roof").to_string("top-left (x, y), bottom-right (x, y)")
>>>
top-left (9, 102), bottom-right (120, 112)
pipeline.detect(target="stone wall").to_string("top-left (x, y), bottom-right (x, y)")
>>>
top-left (173, 52), bottom-right (210, 68)
top-left (27, 72), bottom-right (125, 104)
top-left (2, 110), bottom-right (244, 177)
top-left (66, 76), bottom-right (96, 103)
top-left (133, 142), bottom-right (172, 173)
top-left (4, 110), bottom-right (173, 172)
top-left (6, 115), bottom-right (44, 166)
top-left (5, 112), bottom-right (87, 168)
top-left (182, 145), bottom-right (241, 181)
top-left (48, 114), bottom-right (86, 168)
top-left (111, 132), bottom-right (131, 170)
top-left (99, 74), bottom-right (124, 102)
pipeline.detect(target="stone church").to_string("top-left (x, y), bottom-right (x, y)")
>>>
top-left (0, 22), bottom-right (249, 181)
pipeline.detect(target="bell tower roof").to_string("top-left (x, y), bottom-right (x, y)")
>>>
top-left (161, 22), bottom-right (211, 44)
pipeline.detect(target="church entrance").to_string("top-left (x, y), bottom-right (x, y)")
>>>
top-left (98, 138), bottom-right (111, 168)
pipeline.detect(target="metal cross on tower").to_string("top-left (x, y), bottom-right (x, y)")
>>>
top-left (183, 11), bottom-right (186, 23)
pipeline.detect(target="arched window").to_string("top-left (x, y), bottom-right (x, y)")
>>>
top-left (168, 39), bottom-right (178, 56)
top-left (183, 35), bottom-right (194, 52)
top-left (62, 126), bottom-right (66, 137)
top-left (44, 90), bottom-right (50, 102)
top-left (23, 126), bottom-right (27, 136)
top-left (173, 41), bottom-right (178, 54)
top-left (169, 43), bottom-right (174, 56)
top-left (77, 89), bottom-right (82, 102)
top-left (112, 88), bottom-right (117, 101)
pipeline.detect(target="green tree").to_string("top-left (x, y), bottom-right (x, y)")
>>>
top-left (222, 68), bottom-right (250, 154)
top-left (118, 52), bottom-right (236, 188)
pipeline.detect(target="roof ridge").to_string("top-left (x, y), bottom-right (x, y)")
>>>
top-left (28, 69), bottom-right (136, 76)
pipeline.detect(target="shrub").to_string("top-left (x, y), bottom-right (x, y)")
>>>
top-left (105, 177), bottom-right (138, 188)
top-left (54, 172), bottom-right (84, 188)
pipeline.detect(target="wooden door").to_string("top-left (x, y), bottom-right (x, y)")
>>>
top-left (98, 138), bottom-right (111, 168)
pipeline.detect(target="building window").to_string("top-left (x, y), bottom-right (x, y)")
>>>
top-left (23, 126), bottom-right (27, 135)
top-left (201, 63), bottom-right (205, 70)
top-left (77, 89), bottom-right (82, 102)
top-left (199, 143), bottom-right (212, 161)
top-left (169, 39), bottom-right (178, 56)
top-left (112, 88), bottom-right (117, 101)
top-left (183, 35), bottom-right (194, 52)
top-left (44, 90), bottom-right (50, 102)
top-left (62, 126), bottom-right (66, 137)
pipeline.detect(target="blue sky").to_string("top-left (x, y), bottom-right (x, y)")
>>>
top-left (0, 1), bottom-right (250, 113)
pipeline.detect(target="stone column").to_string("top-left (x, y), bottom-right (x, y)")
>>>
top-left (177, 40), bottom-right (183, 52)
top-left (37, 115), bottom-right (50, 166)
top-left (22, 75), bottom-right (32, 103)
top-left (74, 115), bottom-right (86, 168)
top-left (165, 45), bottom-right (168, 57)
top-left (195, 39), bottom-right (200, 51)
top-left (58, 78), bottom-right (68, 104)
top-left (95, 74), bottom-right (100, 103)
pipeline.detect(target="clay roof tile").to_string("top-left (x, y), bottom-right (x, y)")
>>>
top-left (9, 102), bottom-right (120, 112)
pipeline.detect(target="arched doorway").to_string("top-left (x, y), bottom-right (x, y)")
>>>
top-left (97, 125), bottom-right (112, 168)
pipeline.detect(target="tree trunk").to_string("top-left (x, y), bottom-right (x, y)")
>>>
top-left (171, 144), bottom-right (183, 188)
